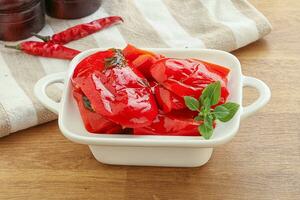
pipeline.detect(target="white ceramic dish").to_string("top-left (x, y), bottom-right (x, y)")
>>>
top-left (34, 48), bottom-right (271, 167)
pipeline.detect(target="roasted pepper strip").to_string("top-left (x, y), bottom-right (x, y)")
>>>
top-left (72, 88), bottom-right (122, 133)
top-left (131, 54), bottom-right (157, 79)
top-left (192, 59), bottom-right (230, 78)
top-left (123, 44), bottom-right (163, 61)
top-left (150, 58), bottom-right (229, 105)
top-left (133, 111), bottom-right (202, 136)
top-left (123, 44), bottom-right (164, 79)
top-left (154, 84), bottom-right (185, 113)
top-left (72, 49), bottom-right (158, 128)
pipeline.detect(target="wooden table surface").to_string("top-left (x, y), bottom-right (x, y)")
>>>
top-left (1, 1), bottom-right (299, 199)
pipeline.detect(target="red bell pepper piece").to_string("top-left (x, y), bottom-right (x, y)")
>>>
top-left (191, 59), bottom-right (230, 78)
top-left (123, 44), bottom-right (163, 61)
top-left (150, 58), bottom-right (229, 105)
top-left (149, 81), bottom-right (184, 112)
top-left (133, 111), bottom-right (202, 136)
top-left (149, 81), bottom-right (158, 94)
top-left (72, 50), bottom-right (113, 84)
top-left (72, 88), bottom-right (122, 133)
top-left (72, 49), bottom-right (158, 128)
top-left (154, 84), bottom-right (185, 113)
top-left (131, 54), bottom-right (156, 79)
top-left (123, 44), bottom-right (164, 79)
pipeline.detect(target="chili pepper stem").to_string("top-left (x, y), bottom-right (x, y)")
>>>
top-left (31, 33), bottom-right (51, 42)
top-left (4, 44), bottom-right (21, 50)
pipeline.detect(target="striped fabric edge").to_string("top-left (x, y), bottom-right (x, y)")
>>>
top-left (0, 48), bottom-right (58, 125)
top-left (133, 0), bottom-right (205, 48)
top-left (162, 0), bottom-right (238, 51)
top-left (199, 0), bottom-right (259, 49)
top-left (0, 52), bottom-right (38, 134)
top-left (102, 0), bottom-right (169, 48)
top-left (0, 25), bottom-right (66, 136)
top-left (231, 0), bottom-right (272, 38)
top-left (0, 102), bottom-right (11, 137)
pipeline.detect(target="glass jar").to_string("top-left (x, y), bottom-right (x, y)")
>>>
top-left (45, 0), bottom-right (102, 19)
top-left (0, 0), bottom-right (45, 41)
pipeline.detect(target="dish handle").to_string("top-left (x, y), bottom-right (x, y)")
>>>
top-left (241, 76), bottom-right (271, 120)
top-left (34, 72), bottom-right (66, 114)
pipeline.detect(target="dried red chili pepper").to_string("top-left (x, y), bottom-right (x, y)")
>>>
top-left (5, 41), bottom-right (80, 60)
top-left (72, 48), bottom-right (158, 128)
top-left (33, 16), bottom-right (123, 45)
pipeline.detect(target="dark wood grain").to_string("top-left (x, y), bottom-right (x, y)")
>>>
top-left (0, 0), bottom-right (299, 199)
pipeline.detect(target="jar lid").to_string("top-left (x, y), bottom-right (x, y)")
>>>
top-left (0, 0), bottom-right (41, 12)
top-left (47, 0), bottom-right (96, 3)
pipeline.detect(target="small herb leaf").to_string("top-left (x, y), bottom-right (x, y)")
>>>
top-left (200, 81), bottom-right (221, 106)
top-left (214, 102), bottom-right (240, 122)
top-left (199, 123), bottom-right (213, 139)
top-left (194, 115), bottom-right (203, 121)
top-left (204, 113), bottom-right (213, 126)
top-left (82, 96), bottom-right (94, 112)
top-left (184, 96), bottom-right (200, 111)
top-left (104, 49), bottom-right (127, 69)
top-left (203, 97), bottom-right (211, 111)
top-left (184, 82), bottom-right (240, 140)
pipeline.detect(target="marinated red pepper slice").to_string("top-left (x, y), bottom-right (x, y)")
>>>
top-left (72, 50), bottom-right (113, 85)
top-left (123, 44), bottom-right (164, 79)
top-left (149, 81), bottom-right (158, 94)
top-left (133, 111), bottom-right (202, 136)
top-left (154, 84), bottom-right (185, 113)
top-left (148, 81), bottom-right (184, 112)
top-left (131, 54), bottom-right (156, 79)
top-left (150, 58), bottom-right (229, 105)
top-left (72, 88), bottom-right (122, 133)
top-left (191, 59), bottom-right (230, 78)
top-left (123, 44), bottom-right (163, 61)
top-left (72, 49), bottom-right (158, 128)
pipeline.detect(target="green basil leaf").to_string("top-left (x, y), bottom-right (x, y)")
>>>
top-left (82, 96), bottom-right (95, 112)
top-left (184, 96), bottom-right (200, 111)
top-left (198, 123), bottom-right (213, 140)
top-left (214, 102), bottom-right (240, 122)
top-left (204, 113), bottom-right (213, 126)
top-left (194, 115), bottom-right (203, 121)
top-left (203, 97), bottom-right (211, 110)
top-left (200, 81), bottom-right (221, 106)
top-left (104, 49), bottom-right (127, 69)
